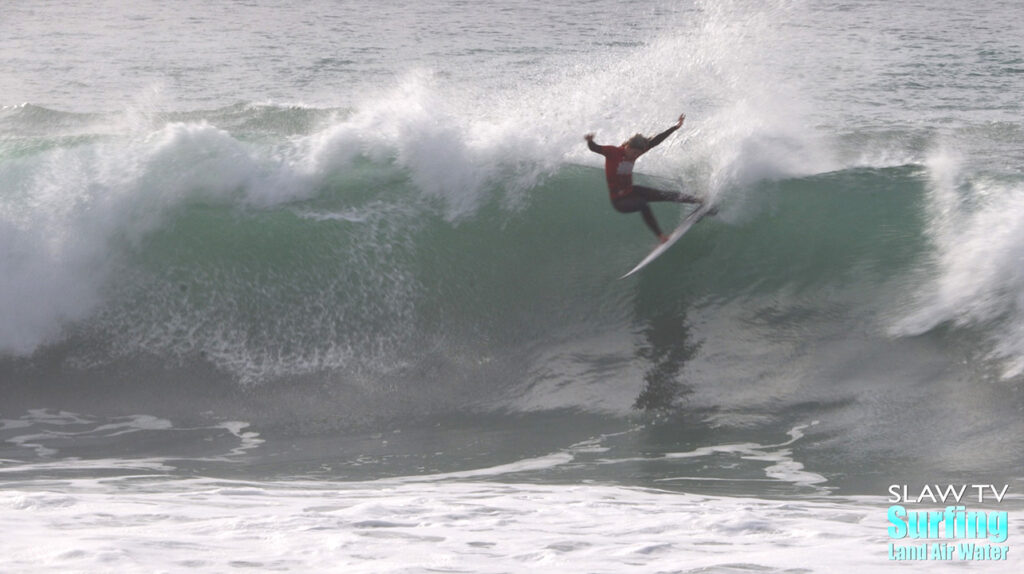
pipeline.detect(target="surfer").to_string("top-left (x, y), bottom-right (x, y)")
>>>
top-left (585, 113), bottom-right (702, 243)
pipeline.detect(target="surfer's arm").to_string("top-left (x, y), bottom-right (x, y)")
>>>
top-left (647, 114), bottom-right (686, 149)
top-left (584, 133), bottom-right (605, 155)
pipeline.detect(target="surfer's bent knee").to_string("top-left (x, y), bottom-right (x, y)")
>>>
top-left (612, 196), bottom-right (644, 214)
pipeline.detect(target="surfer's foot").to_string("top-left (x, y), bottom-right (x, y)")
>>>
top-left (706, 206), bottom-right (720, 217)
top-left (658, 234), bottom-right (669, 244)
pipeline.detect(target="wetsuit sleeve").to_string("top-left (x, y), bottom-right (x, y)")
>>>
top-left (647, 124), bottom-right (680, 149)
top-left (587, 139), bottom-right (607, 155)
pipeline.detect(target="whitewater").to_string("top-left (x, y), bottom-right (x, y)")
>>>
top-left (3, 0), bottom-right (1024, 571)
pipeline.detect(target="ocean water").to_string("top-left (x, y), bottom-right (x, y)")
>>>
top-left (2, 0), bottom-right (1024, 571)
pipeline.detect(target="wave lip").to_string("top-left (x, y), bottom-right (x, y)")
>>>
top-left (892, 147), bottom-right (1024, 378)
top-left (0, 120), bottom-right (262, 356)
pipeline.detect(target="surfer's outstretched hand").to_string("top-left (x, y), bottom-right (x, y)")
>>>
top-left (676, 113), bottom-right (686, 127)
top-left (584, 133), bottom-right (595, 141)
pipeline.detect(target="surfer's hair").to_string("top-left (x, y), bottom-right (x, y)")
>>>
top-left (626, 133), bottom-right (650, 150)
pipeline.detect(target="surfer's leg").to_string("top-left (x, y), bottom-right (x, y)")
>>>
top-left (632, 185), bottom-right (701, 204)
top-left (613, 196), bottom-right (665, 239)
top-left (639, 204), bottom-right (665, 239)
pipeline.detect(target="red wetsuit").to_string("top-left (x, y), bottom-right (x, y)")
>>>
top-left (594, 145), bottom-right (636, 200)
top-left (587, 122), bottom-right (679, 199)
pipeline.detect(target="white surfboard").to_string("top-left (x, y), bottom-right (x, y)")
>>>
top-left (620, 203), bottom-right (713, 279)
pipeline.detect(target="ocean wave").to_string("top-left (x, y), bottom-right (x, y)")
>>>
top-left (5, 95), bottom-right (1018, 396)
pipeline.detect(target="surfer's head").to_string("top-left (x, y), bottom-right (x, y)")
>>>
top-left (625, 133), bottom-right (650, 151)
top-left (623, 134), bottom-right (649, 160)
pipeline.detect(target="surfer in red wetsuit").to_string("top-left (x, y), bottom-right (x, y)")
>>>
top-left (585, 113), bottom-right (702, 243)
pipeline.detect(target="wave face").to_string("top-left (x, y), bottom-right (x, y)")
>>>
top-left (0, 103), bottom-right (1015, 392)
top-left (0, 100), bottom-right (911, 371)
